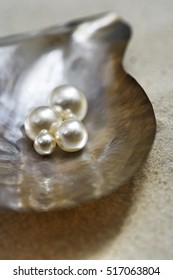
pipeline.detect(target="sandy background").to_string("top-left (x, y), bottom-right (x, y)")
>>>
top-left (0, 0), bottom-right (172, 259)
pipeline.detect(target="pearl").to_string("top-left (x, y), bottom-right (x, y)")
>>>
top-left (49, 122), bottom-right (61, 136)
top-left (55, 120), bottom-right (88, 152)
top-left (24, 106), bottom-right (62, 140)
top-left (51, 105), bottom-right (63, 116)
top-left (61, 109), bottom-right (75, 121)
top-left (49, 85), bottom-right (88, 121)
top-left (34, 130), bottom-right (56, 155)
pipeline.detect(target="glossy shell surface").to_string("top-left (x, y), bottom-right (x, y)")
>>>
top-left (0, 13), bottom-right (156, 211)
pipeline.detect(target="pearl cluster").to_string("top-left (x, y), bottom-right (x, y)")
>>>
top-left (24, 85), bottom-right (88, 155)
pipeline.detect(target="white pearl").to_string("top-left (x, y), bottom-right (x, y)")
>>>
top-left (61, 109), bottom-right (76, 121)
top-left (34, 130), bottom-right (56, 155)
top-left (24, 106), bottom-right (62, 140)
top-left (51, 105), bottom-right (63, 116)
top-left (49, 85), bottom-right (88, 121)
top-left (55, 120), bottom-right (88, 152)
top-left (49, 122), bottom-right (61, 136)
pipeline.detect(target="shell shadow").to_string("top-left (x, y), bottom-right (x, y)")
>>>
top-left (0, 176), bottom-right (140, 260)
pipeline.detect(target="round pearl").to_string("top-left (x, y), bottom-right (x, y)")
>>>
top-left (49, 85), bottom-right (88, 121)
top-left (55, 120), bottom-right (88, 152)
top-left (52, 105), bottom-right (63, 116)
top-left (34, 130), bottom-right (56, 155)
top-left (61, 109), bottom-right (75, 121)
top-left (24, 106), bottom-right (62, 140)
top-left (49, 122), bottom-right (61, 136)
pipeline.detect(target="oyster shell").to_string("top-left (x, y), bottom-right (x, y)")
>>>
top-left (0, 12), bottom-right (156, 211)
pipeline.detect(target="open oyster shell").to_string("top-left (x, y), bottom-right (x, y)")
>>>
top-left (0, 12), bottom-right (156, 211)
